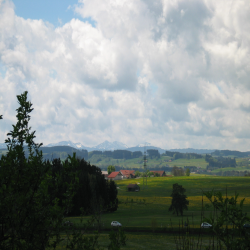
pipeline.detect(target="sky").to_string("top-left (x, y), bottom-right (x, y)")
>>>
top-left (0, 0), bottom-right (250, 150)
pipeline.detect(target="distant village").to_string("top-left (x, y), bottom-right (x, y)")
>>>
top-left (102, 169), bottom-right (172, 180)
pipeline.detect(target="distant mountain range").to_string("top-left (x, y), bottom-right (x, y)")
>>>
top-left (45, 141), bottom-right (93, 151)
top-left (93, 140), bottom-right (128, 150)
top-left (0, 140), bottom-right (215, 154)
top-left (42, 140), bottom-right (161, 153)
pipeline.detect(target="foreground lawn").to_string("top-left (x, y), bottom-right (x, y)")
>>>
top-left (53, 232), bottom-right (225, 250)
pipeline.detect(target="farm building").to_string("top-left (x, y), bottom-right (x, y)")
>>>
top-left (127, 184), bottom-right (140, 192)
top-left (120, 170), bottom-right (135, 179)
top-left (107, 171), bottom-right (123, 180)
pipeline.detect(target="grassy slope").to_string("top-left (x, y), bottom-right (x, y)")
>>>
top-left (92, 156), bottom-right (208, 170)
top-left (92, 156), bottom-right (250, 176)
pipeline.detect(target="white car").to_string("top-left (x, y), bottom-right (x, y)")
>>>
top-left (201, 222), bottom-right (212, 228)
top-left (111, 221), bottom-right (122, 227)
top-left (63, 221), bottom-right (73, 226)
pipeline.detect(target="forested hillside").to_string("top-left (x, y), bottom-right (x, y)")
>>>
top-left (1, 142), bottom-right (250, 176)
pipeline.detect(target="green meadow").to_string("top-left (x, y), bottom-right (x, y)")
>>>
top-left (54, 232), bottom-right (220, 250)
top-left (68, 175), bottom-right (250, 229)
top-left (92, 155), bottom-right (208, 170)
top-left (91, 155), bottom-right (250, 174)
top-left (61, 175), bottom-right (250, 249)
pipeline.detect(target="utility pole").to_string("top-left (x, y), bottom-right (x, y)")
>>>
top-left (143, 145), bottom-right (147, 189)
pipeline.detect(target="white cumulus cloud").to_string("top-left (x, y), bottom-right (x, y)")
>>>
top-left (0, 0), bottom-right (250, 150)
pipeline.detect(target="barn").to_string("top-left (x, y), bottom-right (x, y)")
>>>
top-left (127, 184), bottom-right (140, 192)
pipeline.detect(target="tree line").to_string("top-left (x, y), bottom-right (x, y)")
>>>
top-left (49, 158), bottom-right (118, 216)
top-left (165, 151), bottom-right (203, 160)
top-left (212, 149), bottom-right (250, 158)
top-left (205, 154), bottom-right (236, 169)
top-left (90, 149), bottom-right (160, 160)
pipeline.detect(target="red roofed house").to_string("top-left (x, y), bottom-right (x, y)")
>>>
top-left (150, 171), bottom-right (166, 177)
top-left (120, 170), bottom-right (135, 179)
top-left (107, 171), bottom-right (123, 180)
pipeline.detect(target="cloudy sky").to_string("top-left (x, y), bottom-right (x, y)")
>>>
top-left (0, 0), bottom-right (250, 150)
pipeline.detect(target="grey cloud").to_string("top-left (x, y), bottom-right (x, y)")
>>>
top-left (160, 79), bottom-right (201, 104)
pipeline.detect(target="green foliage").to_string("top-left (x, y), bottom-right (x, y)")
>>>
top-left (107, 165), bottom-right (116, 174)
top-left (41, 146), bottom-right (88, 161)
top-left (88, 150), bottom-right (103, 160)
top-left (172, 166), bottom-right (185, 176)
top-left (0, 91), bottom-right (122, 249)
top-left (143, 169), bottom-right (151, 177)
top-left (151, 218), bottom-right (158, 232)
top-left (113, 150), bottom-right (132, 160)
top-left (203, 190), bottom-right (250, 249)
top-left (212, 149), bottom-right (249, 158)
top-left (147, 149), bottom-right (160, 159)
top-left (169, 183), bottom-right (189, 216)
top-left (63, 214), bottom-right (102, 250)
top-left (172, 152), bottom-right (203, 160)
top-left (185, 168), bottom-right (190, 176)
top-left (108, 228), bottom-right (127, 250)
top-left (51, 158), bottom-right (118, 216)
top-left (0, 91), bottom-right (78, 249)
top-left (149, 171), bottom-right (160, 177)
top-left (134, 170), bottom-right (142, 177)
top-left (205, 154), bottom-right (236, 169)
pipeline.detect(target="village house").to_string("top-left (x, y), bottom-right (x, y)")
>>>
top-left (127, 183), bottom-right (140, 192)
top-left (107, 171), bottom-right (123, 180)
top-left (120, 170), bottom-right (135, 179)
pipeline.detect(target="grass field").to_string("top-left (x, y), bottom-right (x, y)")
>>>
top-left (91, 155), bottom-right (250, 176)
top-left (67, 175), bottom-right (250, 229)
top-left (54, 232), bottom-right (224, 250)
top-left (60, 175), bottom-right (250, 249)
top-left (91, 156), bottom-right (209, 170)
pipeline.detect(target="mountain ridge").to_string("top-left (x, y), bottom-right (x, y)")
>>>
top-left (0, 140), bottom-right (216, 154)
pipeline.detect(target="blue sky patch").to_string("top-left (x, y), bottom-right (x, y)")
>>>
top-left (149, 82), bottom-right (158, 95)
top-left (50, 69), bottom-right (57, 79)
top-left (12, 0), bottom-right (83, 27)
top-left (82, 17), bottom-right (96, 27)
